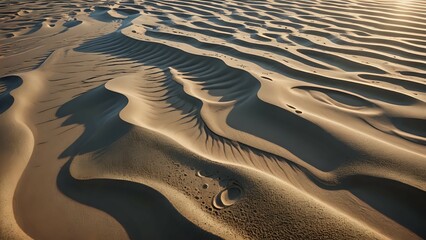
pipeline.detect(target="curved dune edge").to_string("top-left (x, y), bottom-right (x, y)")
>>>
top-left (0, 71), bottom-right (45, 239)
top-left (119, 29), bottom-right (426, 190)
top-left (0, 0), bottom-right (425, 239)
top-left (100, 63), bottom-right (421, 238)
top-left (68, 112), bottom-right (387, 239)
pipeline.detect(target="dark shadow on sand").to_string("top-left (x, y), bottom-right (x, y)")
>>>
top-left (0, 75), bottom-right (23, 114)
top-left (57, 160), bottom-right (219, 240)
top-left (56, 83), bottom-right (219, 239)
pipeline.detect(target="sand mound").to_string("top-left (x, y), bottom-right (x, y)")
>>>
top-left (0, 0), bottom-right (425, 239)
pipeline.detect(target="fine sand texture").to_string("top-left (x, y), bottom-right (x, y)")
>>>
top-left (1, 0), bottom-right (425, 239)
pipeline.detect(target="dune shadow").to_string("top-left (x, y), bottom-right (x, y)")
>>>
top-left (55, 84), bottom-right (219, 239)
top-left (0, 75), bottom-right (23, 115)
top-left (226, 96), bottom-right (356, 171)
top-left (344, 176), bottom-right (426, 238)
top-left (58, 160), bottom-right (219, 240)
top-left (307, 173), bottom-right (426, 238)
top-left (56, 84), bottom-right (131, 158)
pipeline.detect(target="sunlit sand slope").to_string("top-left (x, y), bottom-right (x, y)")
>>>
top-left (0, 0), bottom-right (425, 239)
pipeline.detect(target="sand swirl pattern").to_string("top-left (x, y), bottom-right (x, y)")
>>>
top-left (0, 0), bottom-right (425, 239)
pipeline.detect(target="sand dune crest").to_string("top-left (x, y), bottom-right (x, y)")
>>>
top-left (0, 0), bottom-right (425, 239)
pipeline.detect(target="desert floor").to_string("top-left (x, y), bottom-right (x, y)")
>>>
top-left (0, 0), bottom-right (425, 239)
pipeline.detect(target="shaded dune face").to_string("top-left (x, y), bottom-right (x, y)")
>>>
top-left (0, 0), bottom-right (425, 239)
top-left (0, 76), bottom-right (22, 114)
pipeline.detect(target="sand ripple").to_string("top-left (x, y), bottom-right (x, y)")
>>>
top-left (0, 0), bottom-right (425, 239)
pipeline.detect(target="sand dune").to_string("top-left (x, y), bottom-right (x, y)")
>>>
top-left (0, 0), bottom-right (425, 239)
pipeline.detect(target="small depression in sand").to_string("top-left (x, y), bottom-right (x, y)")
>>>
top-left (212, 184), bottom-right (243, 210)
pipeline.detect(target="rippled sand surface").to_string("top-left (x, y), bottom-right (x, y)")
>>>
top-left (1, 0), bottom-right (425, 239)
